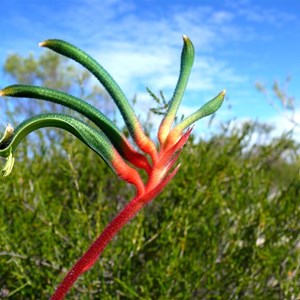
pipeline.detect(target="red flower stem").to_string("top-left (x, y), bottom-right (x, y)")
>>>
top-left (50, 145), bottom-right (183, 299)
top-left (50, 196), bottom-right (145, 300)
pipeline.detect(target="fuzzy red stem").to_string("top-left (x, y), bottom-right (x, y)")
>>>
top-left (50, 132), bottom-right (186, 299)
top-left (50, 196), bottom-right (144, 300)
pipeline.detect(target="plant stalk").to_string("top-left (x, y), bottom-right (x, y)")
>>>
top-left (50, 196), bottom-right (144, 300)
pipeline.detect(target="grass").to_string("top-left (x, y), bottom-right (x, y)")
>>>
top-left (0, 122), bottom-right (299, 299)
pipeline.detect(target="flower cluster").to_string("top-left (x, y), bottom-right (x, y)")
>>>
top-left (0, 36), bottom-right (225, 299)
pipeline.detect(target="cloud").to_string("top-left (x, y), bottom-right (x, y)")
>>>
top-left (266, 110), bottom-right (300, 141)
top-left (3, 0), bottom-right (296, 91)
top-left (1, 0), bottom-right (298, 132)
top-left (69, 2), bottom-right (253, 100)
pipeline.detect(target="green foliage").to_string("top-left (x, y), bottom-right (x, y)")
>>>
top-left (1, 43), bottom-right (299, 299)
top-left (0, 122), bottom-right (299, 299)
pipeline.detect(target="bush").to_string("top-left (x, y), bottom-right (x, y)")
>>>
top-left (0, 122), bottom-right (299, 299)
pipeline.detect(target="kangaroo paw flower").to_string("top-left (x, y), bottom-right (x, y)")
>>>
top-left (0, 35), bottom-right (224, 300)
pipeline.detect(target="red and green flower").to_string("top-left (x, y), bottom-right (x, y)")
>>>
top-left (0, 36), bottom-right (225, 299)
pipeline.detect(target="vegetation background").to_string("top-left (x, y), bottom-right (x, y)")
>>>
top-left (0, 51), bottom-right (299, 299)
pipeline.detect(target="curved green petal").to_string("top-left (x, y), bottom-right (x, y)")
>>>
top-left (158, 35), bottom-right (195, 144)
top-left (0, 113), bottom-right (117, 175)
top-left (164, 90), bottom-right (225, 148)
top-left (39, 39), bottom-right (157, 159)
top-left (173, 89), bottom-right (225, 133)
top-left (0, 85), bottom-right (150, 171)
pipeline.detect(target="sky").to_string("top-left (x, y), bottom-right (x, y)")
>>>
top-left (0, 0), bottom-right (300, 139)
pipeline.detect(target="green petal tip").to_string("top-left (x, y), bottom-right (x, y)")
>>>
top-left (0, 124), bottom-right (14, 145)
top-left (38, 41), bottom-right (46, 47)
top-left (2, 151), bottom-right (15, 177)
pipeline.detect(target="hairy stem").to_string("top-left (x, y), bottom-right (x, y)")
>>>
top-left (50, 196), bottom-right (144, 300)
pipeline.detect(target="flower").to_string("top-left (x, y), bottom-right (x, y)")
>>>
top-left (0, 35), bottom-right (225, 299)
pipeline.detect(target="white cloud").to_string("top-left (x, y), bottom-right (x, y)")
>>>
top-left (30, 0), bottom-right (254, 98)
top-left (94, 41), bottom-right (178, 96)
top-left (223, 108), bottom-right (300, 148)
top-left (1, 0), bottom-right (298, 132)
top-left (266, 110), bottom-right (300, 141)
top-left (3, 0), bottom-right (296, 94)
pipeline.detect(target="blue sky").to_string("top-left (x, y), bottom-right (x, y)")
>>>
top-left (0, 0), bottom-right (300, 137)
